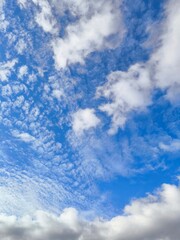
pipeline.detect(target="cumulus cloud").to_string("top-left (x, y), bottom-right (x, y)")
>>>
top-left (52, 0), bottom-right (124, 68)
top-left (0, 184), bottom-right (180, 240)
top-left (152, 0), bottom-right (180, 103)
top-left (97, 64), bottom-right (152, 134)
top-left (96, 0), bottom-right (180, 133)
top-left (72, 108), bottom-right (100, 135)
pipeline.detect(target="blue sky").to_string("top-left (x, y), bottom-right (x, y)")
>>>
top-left (0, 0), bottom-right (180, 239)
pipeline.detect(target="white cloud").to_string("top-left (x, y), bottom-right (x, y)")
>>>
top-left (0, 0), bottom-right (8, 31)
top-left (0, 59), bottom-right (18, 82)
top-left (12, 131), bottom-right (35, 143)
top-left (72, 108), bottom-right (100, 135)
top-left (18, 65), bottom-right (28, 79)
top-left (0, 0), bottom-right (4, 11)
top-left (1, 84), bottom-right (12, 97)
top-left (52, 89), bottom-right (64, 100)
top-left (32, 0), bottom-right (58, 34)
top-left (96, 0), bottom-right (180, 133)
top-left (159, 139), bottom-right (180, 152)
top-left (17, 0), bottom-right (27, 8)
top-left (152, 0), bottom-right (180, 103)
top-left (0, 184), bottom-right (180, 240)
top-left (52, 0), bottom-right (123, 68)
top-left (97, 64), bottom-right (152, 134)
top-left (13, 95), bottom-right (25, 108)
top-left (15, 38), bottom-right (27, 55)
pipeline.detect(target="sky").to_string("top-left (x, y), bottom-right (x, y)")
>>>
top-left (0, 0), bottom-right (180, 239)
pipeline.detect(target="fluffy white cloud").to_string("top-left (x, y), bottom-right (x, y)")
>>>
top-left (97, 64), bottom-right (152, 134)
top-left (152, 0), bottom-right (180, 103)
top-left (96, 0), bottom-right (180, 133)
top-left (72, 108), bottom-right (100, 135)
top-left (0, 184), bottom-right (180, 240)
top-left (52, 0), bottom-right (124, 68)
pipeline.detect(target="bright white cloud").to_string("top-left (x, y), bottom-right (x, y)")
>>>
top-left (152, 0), bottom-right (180, 103)
top-left (96, 0), bottom-right (180, 133)
top-left (97, 64), bottom-right (152, 134)
top-left (52, 0), bottom-right (123, 68)
top-left (72, 108), bottom-right (100, 135)
top-left (0, 184), bottom-right (180, 240)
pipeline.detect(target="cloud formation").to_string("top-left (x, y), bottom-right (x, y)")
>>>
top-left (159, 139), bottom-right (180, 152)
top-left (0, 184), bottom-right (180, 240)
top-left (52, 0), bottom-right (124, 68)
top-left (0, 59), bottom-right (18, 82)
top-left (97, 64), bottom-right (152, 134)
top-left (32, 0), bottom-right (58, 34)
top-left (97, 0), bottom-right (180, 133)
top-left (153, 0), bottom-right (180, 103)
top-left (72, 108), bottom-right (100, 135)
top-left (0, 0), bottom-right (179, 237)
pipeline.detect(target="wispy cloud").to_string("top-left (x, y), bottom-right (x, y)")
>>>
top-left (159, 139), bottom-right (180, 152)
